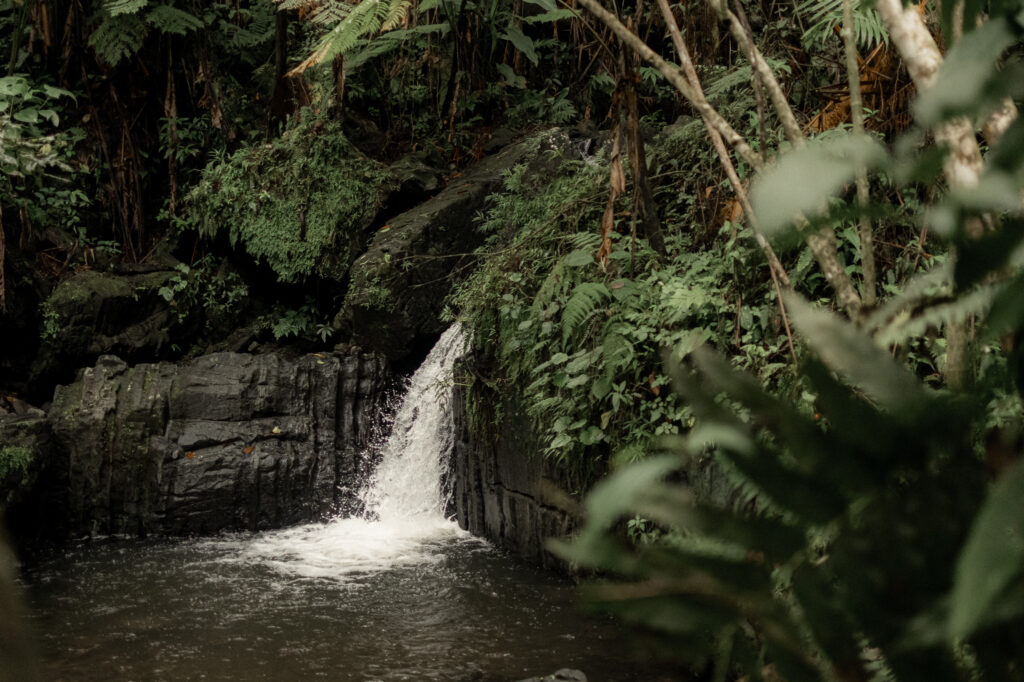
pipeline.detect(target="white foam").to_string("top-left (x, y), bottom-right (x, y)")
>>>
top-left (231, 324), bottom-right (471, 580)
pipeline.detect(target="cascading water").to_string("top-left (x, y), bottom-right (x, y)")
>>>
top-left (236, 323), bottom-right (471, 579)
top-left (26, 322), bottom-right (683, 681)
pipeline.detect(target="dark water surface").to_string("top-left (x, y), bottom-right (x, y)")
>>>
top-left (23, 527), bottom-right (684, 681)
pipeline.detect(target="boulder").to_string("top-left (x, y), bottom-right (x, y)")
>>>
top-left (31, 268), bottom-right (177, 390)
top-left (339, 129), bottom-right (593, 363)
top-left (46, 350), bottom-right (388, 539)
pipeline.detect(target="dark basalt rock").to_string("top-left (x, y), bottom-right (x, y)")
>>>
top-left (30, 268), bottom-right (178, 391)
top-left (449, 354), bottom-right (583, 570)
top-left (0, 408), bottom-right (62, 550)
top-left (338, 129), bottom-right (594, 364)
top-left (44, 351), bottom-right (388, 539)
top-left (515, 670), bottom-right (588, 682)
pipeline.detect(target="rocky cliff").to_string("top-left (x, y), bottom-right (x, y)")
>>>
top-left (450, 354), bottom-right (584, 570)
top-left (4, 351), bottom-right (388, 543)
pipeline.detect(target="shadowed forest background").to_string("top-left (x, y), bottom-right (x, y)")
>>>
top-left (3, 0), bottom-right (1024, 679)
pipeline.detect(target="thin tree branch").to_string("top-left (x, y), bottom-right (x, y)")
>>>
top-left (575, 0), bottom-right (764, 171)
top-left (650, 0), bottom-right (862, 318)
top-left (707, 0), bottom-right (804, 148)
top-left (841, 0), bottom-right (877, 306)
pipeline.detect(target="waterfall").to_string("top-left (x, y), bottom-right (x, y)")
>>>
top-left (235, 324), bottom-right (472, 579)
top-left (358, 323), bottom-right (466, 523)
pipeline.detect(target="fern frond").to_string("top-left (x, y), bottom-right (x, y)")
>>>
top-left (796, 0), bottom-right (888, 49)
top-left (104, 0), bottom-right (149, 17)
top-left (277, 0), bottom-right (321, 10)
top-left (562, 282), bottom-right (611, 343)
top-left (875, 284), bottom-right (998, 346)
top-left (308, 1), bottom-right (351, 25)
top-left (531, 260), bottom-right (569, 315)
top-left (224, 5), bottom-right (276, 49)
top-left (89, 13), bottom-right (149, 65)
top-left (146, 4), bottom-right (204, 35)
top-left (380, 0), bottom-right (410, 32)
top-left (561, 231), bottom-right (601, 251)
top-left (702, 65), bottom-right (752, 101)
top-left (288, 0), bottom-right (403, 74)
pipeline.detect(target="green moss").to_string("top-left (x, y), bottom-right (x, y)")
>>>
top-left (184, 115), bottom-right (395, 282)
top-left (0, 446), bottom-right (33, 482)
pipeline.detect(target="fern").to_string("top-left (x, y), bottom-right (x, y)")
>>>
top-left (146, 4), bottom-right (204, 35)
top-left (562, 281), bottom-right (611, 343)
top-left (104, 0), bottom-right (149, 17)
top-left (875, 284), bottom-right (998, 346)
top-left (380, 0), bottom-right (410, 31)
top-left (344, 21), bottom-right (448, 71)
top-left (796, 0), bottom-right (889, 49)
top-left (89, 13), bottom-right (149, 66)
top-left (280, 0), bottom-right (411, 73)
top-left (222, 6), bottom-right (276, 49)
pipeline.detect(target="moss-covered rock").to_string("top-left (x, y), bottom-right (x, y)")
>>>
top-left (31, 268), bottom-right (176, 388)
top-left (0, 409), bottom-right (60, 549)
top-left (184, 116), bottom-right (395, 283)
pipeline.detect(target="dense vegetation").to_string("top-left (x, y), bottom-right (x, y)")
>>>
top-left (3, 0), bottom-right (1024, 679)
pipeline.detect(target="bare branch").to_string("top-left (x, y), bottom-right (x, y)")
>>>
top-left (841, 0), bottom-right (877, 306)
top-left (707, 0), bottom-right (805, 148)
top-left (574, 0), bottom-right (764, 171)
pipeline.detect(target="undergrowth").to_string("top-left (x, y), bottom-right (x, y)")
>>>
top-left (449, 128), bottom-right (794, 472)
top-left (182, 114), bottom-right (394, 282)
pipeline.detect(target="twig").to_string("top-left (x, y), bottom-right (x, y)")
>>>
top-left (841, 0), bottom-right (877, 306)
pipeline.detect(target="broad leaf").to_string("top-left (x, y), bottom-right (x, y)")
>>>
top-left (751, 135), bottom-right (888, 235)
top-left (501, 25), bottom-right (538, 65)
top-left (949, 459), bottom-right (1024, 639)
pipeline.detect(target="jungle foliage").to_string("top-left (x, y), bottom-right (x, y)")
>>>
top-left (183, 116), bottom-right (393, 282)
top-left (545, 0), bottom-right (1024, 680)
top-left (4, 0), bottom-right (1024, 678)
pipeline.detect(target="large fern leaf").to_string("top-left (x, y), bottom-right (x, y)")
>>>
top-left (796, 0), bottom-right (888, 49)
top-left (146, 4), bottom-right (204, 35)
top-left (89, 13), bottom-right (149, 65)
top-left (282, 0), bottom-right (410, 74)
top-left (562, 282), bottom-right (611, 343)
top-left (104, 0), bottom-right (149, 17)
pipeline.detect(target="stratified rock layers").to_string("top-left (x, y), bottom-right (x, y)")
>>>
top-left (450, 356), bottom-right (582, 570)
top-left (44, 352), bottom-right (387, 538)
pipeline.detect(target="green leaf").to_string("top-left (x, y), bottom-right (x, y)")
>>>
top-left (524, 8), bottom-right (577, 22)
top-left (565, 374), bottom-right (589, 389)
top-left (495, 63), bottom-right (526, 89)
top-left (501, 25), bottom-right (538, 65)
top-left (915, 18), bottom-right (1016, 127)
top-left (13, 108), bottom-right (39, 124)
top-left (786, 294), bottom-right (928, 412)
top-left (751, 135), bottom-right (888, 235)
top-left (950, 459), bottom-right (1024, 640)
top-left (581, 455), bottom-right (683, 531)
top-left (104, 0), bottom-right (148, 16)
top-left (0, 76), bottom-right (28, 97)
top-left (550, 432), bottom-right (573, 449)
top-left (563, 248), bottom-right (595, 267)
top-left (146, 4), bottom-right (205, 34)
top-left (578, 425), bottom-right (604, 445)
top-left (42, 84), bottom-right (75, 101)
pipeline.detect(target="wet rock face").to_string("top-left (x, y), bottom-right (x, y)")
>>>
top-left (339, 129), bottom-right (593, 364)
top-left (449, 355), bottom-right (582, 570)
top-left (31, 269), bottom-right (177, 393)
top-left (45, 351), bottom-right (388, 539)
